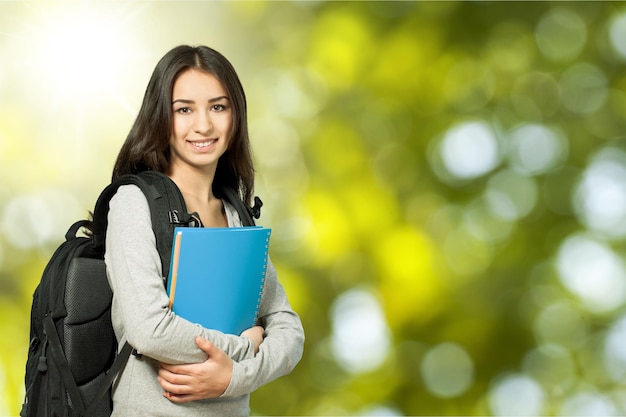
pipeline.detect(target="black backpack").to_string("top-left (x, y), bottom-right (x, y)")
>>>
top-left (21, 170), bottom-right (260, 417)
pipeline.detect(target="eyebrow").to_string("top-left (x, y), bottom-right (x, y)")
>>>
top-left (172, 96), bottom-right (230, 105)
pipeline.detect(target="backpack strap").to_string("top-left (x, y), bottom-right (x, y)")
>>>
top-left (42, 315), bottom-right (86, 415)
top-left (135, 171), bottom-right (198, 280)
top-left (214, 184), bottom-right (262, 227)
top-left (84, 342), bottom-right (133, 417)
top-left (90, 171), bottom-right (194, 281)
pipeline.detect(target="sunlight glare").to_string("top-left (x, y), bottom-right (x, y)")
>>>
top-left (38, 5), bottom-right (138, 97)
top-left (16, 2), bottom-right (144, 105)
top-left (9, 2), bottom-right (147, 157)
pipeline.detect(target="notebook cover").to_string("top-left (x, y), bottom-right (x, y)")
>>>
top-left (166, 226), bottom-right (271, 335)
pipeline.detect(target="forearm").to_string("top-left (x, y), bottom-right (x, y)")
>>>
top-left (222, 310), bottom-right (304, 397)
top-left (116, 299), bottom-right (253, 364)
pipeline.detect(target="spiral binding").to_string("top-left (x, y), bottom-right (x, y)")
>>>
top-left (254, 231), bottom-right (271, 321)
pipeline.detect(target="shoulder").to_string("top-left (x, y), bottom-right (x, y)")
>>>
top-left (109, 184), bottom-right (150, 218)
top-left (106, 185), bottom-right (154, 242)
top-left (110, 184), bottom-right (147, 205)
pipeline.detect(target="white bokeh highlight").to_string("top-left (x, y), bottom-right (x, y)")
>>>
top-left (330, 288), bottom-right (391, 374)
top-left (556, 234), bottom-right (626, 313)
top-left (440, 121), bottom-right (500, 180)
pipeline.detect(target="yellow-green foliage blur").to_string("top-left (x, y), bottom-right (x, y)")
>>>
top-left (2, 1), bottom-right (626, 416)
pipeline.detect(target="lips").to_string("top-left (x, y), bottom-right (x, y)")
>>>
top-left (188, 139), bottom-right (217, 149)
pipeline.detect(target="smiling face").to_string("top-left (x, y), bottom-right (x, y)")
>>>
top-left (168, 68), bottom-right (233, 175)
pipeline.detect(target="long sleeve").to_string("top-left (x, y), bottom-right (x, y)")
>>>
top-left (105, 185), bottom-right (256, 364)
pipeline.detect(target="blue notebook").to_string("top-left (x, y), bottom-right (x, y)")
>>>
top-left (166, 226), bottom-right (271, 335)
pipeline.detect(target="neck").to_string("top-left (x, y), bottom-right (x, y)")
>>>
top-left (166, 163), bottom-right (217, 202)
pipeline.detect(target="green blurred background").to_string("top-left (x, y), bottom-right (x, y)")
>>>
top-left (2, 1), bottom-right (626, 415)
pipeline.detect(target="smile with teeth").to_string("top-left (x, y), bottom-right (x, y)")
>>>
top-left (189, 139), bottom-right (217, 149)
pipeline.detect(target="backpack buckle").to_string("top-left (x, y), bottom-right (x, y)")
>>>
top-left (248, 197), bottom-right (263, 220)
top-left (169, 210), bottom-right (181, 224)
top-left (169, 210), bottom-right (200, 227)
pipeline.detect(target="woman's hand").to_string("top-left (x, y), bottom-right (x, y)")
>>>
top-left (241, 325), bottom-right (265, 354)
top-left (158, 336), bottom-right (233, 402)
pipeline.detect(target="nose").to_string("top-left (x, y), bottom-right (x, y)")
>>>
top-left (194, 110), bottom-right (212, 134)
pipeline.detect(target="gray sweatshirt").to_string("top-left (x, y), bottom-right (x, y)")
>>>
top-left (104, 185), bottom-right (304, 416)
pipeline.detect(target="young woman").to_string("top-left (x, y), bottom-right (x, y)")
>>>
top-left (104, 45), bottom-right (304, 416)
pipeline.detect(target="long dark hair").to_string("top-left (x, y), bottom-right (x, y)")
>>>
top-left (112, 45), bottom-right (255, 204)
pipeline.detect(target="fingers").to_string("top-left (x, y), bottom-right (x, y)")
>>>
top-left (158, 338), bottom-right (232, 402)
top-left (196, 336), bottom-right (229, 362)
top-left (158, 374), bottom-right (201, 403)
top-left (241, 326), bottom-right (264, 354)
top-left (159, 378), bottom-right (191, 403)
top-left (158, 366), bottom-right (185, 383)
top-left (157, 371), bottom-right (189, 392)
top-left (159, 362), bottom-right (178, 373)
top-left (195, 336), bottom-right (217, 355)
top-left (158, 376), bottom-right (182, 394)
top-left (162, 390), bottom-right (196, 403)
